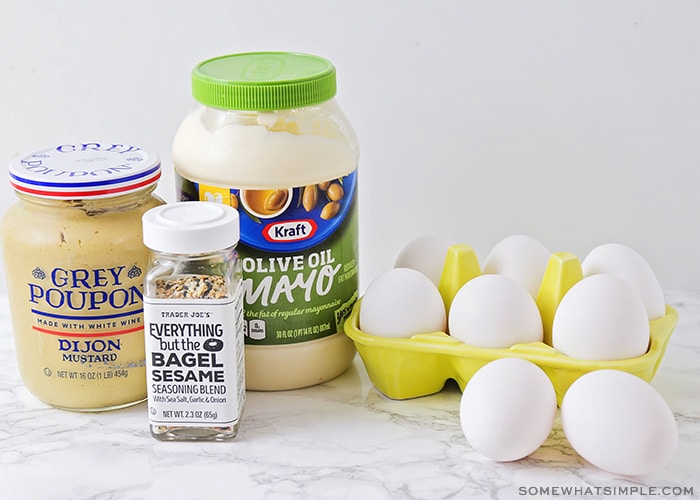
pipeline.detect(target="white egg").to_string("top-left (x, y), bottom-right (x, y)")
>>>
top-left (482, 234), bottom-right (551, 297)
top-left (460, 358), bottom-right (557, 462)
top-left (394, 234), bottom-right (457, 285)
top-left (449, 274), bottom-right (543, 348)
top-left (552, 274), bottom-right (649, 360)
top-left (582, 243), bottom-right (666, 320)
top-left (561, 369), bottom-right (678, 476)
top-left (359, 268), bottom-right (446, 338)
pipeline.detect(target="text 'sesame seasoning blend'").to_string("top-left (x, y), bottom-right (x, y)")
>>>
top-left (0, 142), bottom-right (164, 411)
top-left (173, 52), bottom-right (360, 391)
top-left (142, 202), bottom-right (245, 441)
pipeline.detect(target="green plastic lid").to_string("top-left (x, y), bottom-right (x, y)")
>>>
top-left (191, 52), bottom-right (337, 111)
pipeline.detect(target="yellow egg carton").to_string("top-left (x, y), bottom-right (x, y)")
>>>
top-left (344, 244), bottom-right (678, 404)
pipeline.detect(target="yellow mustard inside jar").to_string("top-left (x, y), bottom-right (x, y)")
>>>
top-left (0, 142), bottom-right (164, 411)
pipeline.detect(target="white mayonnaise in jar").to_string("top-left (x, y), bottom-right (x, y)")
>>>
top-left (173, 52), bottom-right (360, 390)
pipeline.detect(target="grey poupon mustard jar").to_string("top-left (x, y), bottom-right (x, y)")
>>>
top-left (173, 52), bottom-right (360, 390)
top-left (1, 142), bottom-right (164, 411)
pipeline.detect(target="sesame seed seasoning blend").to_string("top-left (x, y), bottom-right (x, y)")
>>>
top-left (142, 202), bottom-right (245, 441)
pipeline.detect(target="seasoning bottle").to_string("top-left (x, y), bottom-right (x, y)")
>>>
top-left (142, 202), bottom-right (245, 441)
top-left (0, 142), bottom-right (163, 411)
top-left (173, 52), bottom-right (360, 390)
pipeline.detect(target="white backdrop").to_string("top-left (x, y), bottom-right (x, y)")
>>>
top-left (1, 1), bottom-right (698, 293)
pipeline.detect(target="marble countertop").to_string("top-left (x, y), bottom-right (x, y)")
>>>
top-left (1, 291), bottom-right (698, 500)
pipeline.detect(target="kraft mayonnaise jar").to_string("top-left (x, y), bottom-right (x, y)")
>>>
top-left (173, 52), bottom-right (359, 391)
top-left (1, 142), bottom-right (164, 410)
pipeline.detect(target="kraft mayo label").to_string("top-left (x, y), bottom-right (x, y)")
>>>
top-left (177, 172), bottom-right (359, 346)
